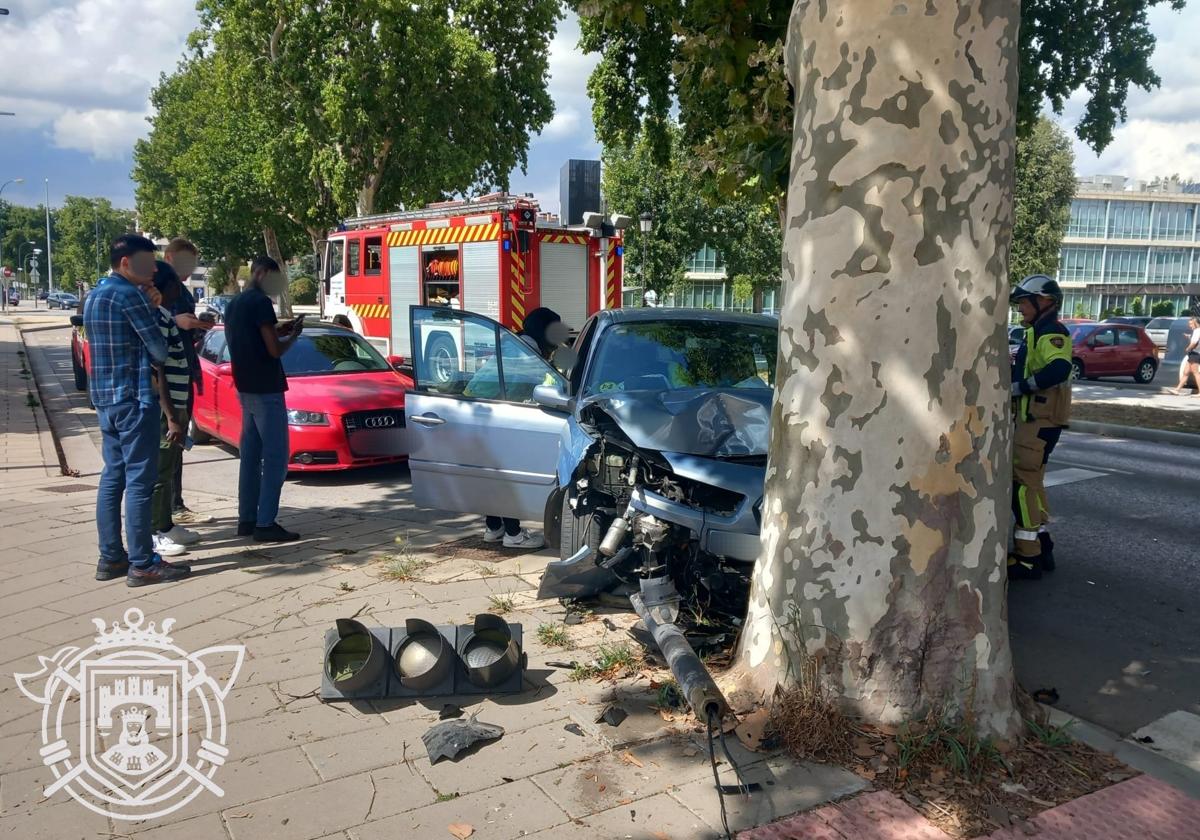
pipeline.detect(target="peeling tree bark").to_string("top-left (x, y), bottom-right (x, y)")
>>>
top-left (736, 0), bottom-right (1021, 738)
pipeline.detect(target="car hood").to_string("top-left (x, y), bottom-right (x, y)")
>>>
top-left (286, 370), bottom-right (410, 414)
top-left (579, 388), bottom-right (771, 458)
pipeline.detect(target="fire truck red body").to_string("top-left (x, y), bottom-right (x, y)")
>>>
top-left (320, 193), bottom-right (623, 358)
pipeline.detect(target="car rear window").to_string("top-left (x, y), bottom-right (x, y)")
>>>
top-left (1146, 317), bottom-right (1173, 329)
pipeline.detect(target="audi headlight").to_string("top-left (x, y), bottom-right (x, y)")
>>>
top-left (287, 409), bottom-right (329, 426)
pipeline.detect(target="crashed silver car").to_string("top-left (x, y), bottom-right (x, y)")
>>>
top-left (404, 306), bottom-right (776, 624)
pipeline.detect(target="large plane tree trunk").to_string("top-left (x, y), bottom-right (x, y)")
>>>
top-left (736, 0), bottom-right (1022, 737)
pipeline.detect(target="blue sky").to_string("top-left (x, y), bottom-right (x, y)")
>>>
top-left (1, 1), bottom-right (1197, 214)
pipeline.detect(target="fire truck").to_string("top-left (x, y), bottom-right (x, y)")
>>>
top-left (319, 193), bottom-right (624, 360)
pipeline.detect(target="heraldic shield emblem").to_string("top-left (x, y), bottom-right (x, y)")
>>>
top-left (14, 608), bottom-right (245, 820)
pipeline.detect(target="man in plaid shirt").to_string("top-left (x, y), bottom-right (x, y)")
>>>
top-left (83, 234), bottom-right (191, 586)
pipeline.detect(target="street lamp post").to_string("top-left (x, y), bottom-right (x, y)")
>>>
top-left (1, 177), bottom-right (25, 311)
top-left (638, 212), bottom-right (653, 306)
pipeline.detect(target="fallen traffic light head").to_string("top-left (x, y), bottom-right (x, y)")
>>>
top-left (458, 613), bottom-right (524, 693)
top-left (393, 618), bottom-right (456, 696)
top-left (323, 618), bottom-right (390, 699)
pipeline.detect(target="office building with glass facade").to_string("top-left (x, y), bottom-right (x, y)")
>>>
top-left (1056, 176), bottom-right (1200, 318)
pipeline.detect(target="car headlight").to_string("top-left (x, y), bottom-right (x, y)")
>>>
top-left (287, 410), bottom-right (329, 426)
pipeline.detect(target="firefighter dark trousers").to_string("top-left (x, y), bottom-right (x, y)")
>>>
top-left (1012, 419), bottom-right (1062, 558)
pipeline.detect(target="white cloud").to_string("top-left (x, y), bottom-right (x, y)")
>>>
top-left (541, 109), bottom-right (581, 139)
top-left (545, 13), bottom-right (600, 142)
top-left (1060, 2), bottom-right (1200, 180)
top-left (52, 107), bottom-right (150, 160)
top-left (0, 0), bottom-right (196, 158)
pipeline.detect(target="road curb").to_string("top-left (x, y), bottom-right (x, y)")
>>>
top-left (1043, 705), bottom-right (1200, 800)
top-left (18, 323), bottom-right (106, 477)
top-left (1069, 419), bottom-right (1200, 449)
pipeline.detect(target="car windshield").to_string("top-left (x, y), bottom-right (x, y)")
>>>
top-left (1146, 317), bottom-right (1173, 330)
top-left (281, 332), bottom-right (391, 376)
top-left (209, 295), bottom-right (233, 311)
top-left (584, 320), bottom-right (777, 396)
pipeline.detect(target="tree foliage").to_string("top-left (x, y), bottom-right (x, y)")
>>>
top-left (0, 203), bottom-right (48, 277)
top-left (194, 0), bottom-right (562, 216)
top-left (602, 122), bottom-right (783, 302)
top-left (51, 197), bottom-right (135, 289)
top-left (1010, 118), bottom-right (1076, 281)
top-left (1150, 300), bottom-right (1175, 316)
top-left (571, 0), bottom-right (1185, 214)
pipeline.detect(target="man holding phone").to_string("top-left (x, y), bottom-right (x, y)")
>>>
top-left (224, 256), bottom-right (304, 542)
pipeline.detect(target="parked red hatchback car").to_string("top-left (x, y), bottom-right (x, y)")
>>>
top-left (1068, 323), bottom-right (1158, 383)
top-left (192, 324), bottom-right (412, 471)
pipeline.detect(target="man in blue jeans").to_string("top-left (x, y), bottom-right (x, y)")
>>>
top-left (84, 234), bottom-right (191, 586)
top-left (224, 256), bottom-right (304, 542)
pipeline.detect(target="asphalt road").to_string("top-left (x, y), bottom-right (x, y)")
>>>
top-left (1008, 432), bottom-right (1200, 736)
top-left (21, 319), bottom-right (1199, 736)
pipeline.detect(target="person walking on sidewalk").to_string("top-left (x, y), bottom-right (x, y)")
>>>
top-left (224, 256), bottom-right (304, 542)
top-left (1008, 275), bottom-right (1072, 581)
top-left (163, 238), bottom-right (215, 523)
top-left (149, 261), bottom-right (203, 558)
top-left (1168, 314), bottom-right (1200, 396)
top-left (84, 235), bottom-right (191, 587)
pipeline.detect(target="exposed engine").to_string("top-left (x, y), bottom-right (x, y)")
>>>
top-left (557, 407), bottom-right (754, 636)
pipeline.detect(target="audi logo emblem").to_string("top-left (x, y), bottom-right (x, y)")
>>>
top-left (364, 415), bottom-right (397, 429)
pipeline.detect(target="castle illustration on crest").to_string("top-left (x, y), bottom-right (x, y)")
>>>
top-left (98, 675), bottom-right (172, 731)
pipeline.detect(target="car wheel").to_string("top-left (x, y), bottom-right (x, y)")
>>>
top-left (559, 490), bottom-right (604, 561)
top-left (425, 334), bottom-right (457, 385)
top-left (1070, 359), bottom-right (1084, 381)
top-left (188, 416), bottom-right (212, 445)
top-left (1134, 358), bottom-right (1157, 384)
top-left (71, 351), bottom-right (88, 391)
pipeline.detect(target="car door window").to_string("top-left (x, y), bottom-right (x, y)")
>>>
top-left (410, 307), bottom-right (563, 402)
top-left (1118, 329), bottom-right (1139, 346)
top-left (347, 239), bottom-right (361, 277)
top-left (200, 331), bottom-right (226, 363)
top-left (1092, 328), bottom-right (1115, 347)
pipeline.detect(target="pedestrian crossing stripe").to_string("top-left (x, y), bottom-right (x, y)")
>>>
top-left (350, 304), bottom-right (391, 319)
top-left (1044, 467), bottom-right (1106, 488)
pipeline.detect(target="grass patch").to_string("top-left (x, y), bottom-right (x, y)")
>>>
top-left (378, 552), bottom-right (427, 582)
top-left (487, 594), bottom-right (516, 614)
top-left (434, 791), bottom-right (459, 803)
top-left (1025, 718), bottom-right (1076, 748)
top-left (570, 642), bottom-right (642, 682)
top-left (473, 562), bottom-right (499, 577)
top-left (535, 623), bottom-right (572, 649)
top-left (338, 581), bottom-right (356, 592)
top-left (654, 679), bottom-right (684, 710)
top-left (25, 392), bottom-right (40, 408)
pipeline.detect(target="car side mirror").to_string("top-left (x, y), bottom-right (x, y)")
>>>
top-left (69, 314), bottom-right (84, 327)
top-left (387, 354), bottom-right (406, 371)
top-left (216, 362), bottom-right (233, 376)
top-left (532, 383), bottom-right (571, 412)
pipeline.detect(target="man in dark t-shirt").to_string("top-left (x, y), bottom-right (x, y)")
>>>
top-left (224, 256), bottom-right (304, 542)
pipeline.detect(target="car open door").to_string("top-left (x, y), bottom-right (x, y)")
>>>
top-left (405, 306), bottom-right (570, 521)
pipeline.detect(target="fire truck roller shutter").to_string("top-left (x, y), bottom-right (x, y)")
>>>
top-left (539, 241), bottom-right (588, 333)
top-left (389, 246), bottom-right (420, 356)
top-left (461, 241), bottom-right (501, 321)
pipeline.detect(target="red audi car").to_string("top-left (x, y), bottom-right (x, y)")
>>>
top-left (192, 324), bottom-right (412, 471)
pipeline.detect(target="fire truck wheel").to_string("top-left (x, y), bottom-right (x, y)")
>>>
top-left (425, 333), bottom-right (457, 384)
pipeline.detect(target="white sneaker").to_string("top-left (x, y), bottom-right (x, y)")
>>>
top-left (483, 525), bottom-right (506, 543)
top-left (502, 529), bottom-right (544, 550)
top-left (163, 524), bottom-right (201, 545)
top-left (153, 533), bottom-right (188, 557)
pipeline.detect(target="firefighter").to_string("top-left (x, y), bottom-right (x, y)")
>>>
top-left (1008, 275), bottom-right (1072, 580)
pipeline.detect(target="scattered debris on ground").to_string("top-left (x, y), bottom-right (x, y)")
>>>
top-left (431, 535), bottom-right (544, 561)
top-left (422, 716), bottom-right (504, 763)
top-left (768, 681), bottom-right (1132, 839)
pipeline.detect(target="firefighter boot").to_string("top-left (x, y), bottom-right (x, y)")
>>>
top-left (1007, 553), bottom-right (1043, 581)
top-left (1038, 530), bottom-right (1056, 572)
